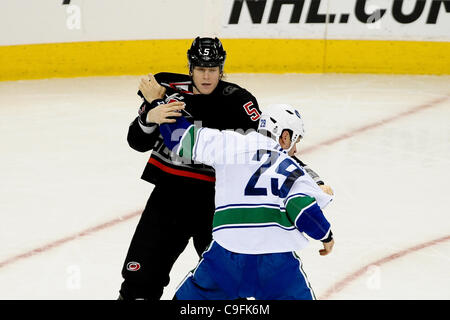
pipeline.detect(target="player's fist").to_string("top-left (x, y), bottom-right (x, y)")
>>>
top-left (319, 239), bottom-right (334, 256)
top-left (139, 74), bottom-right (166, 103)
top-left (320, 184), bottom-right (334, 196)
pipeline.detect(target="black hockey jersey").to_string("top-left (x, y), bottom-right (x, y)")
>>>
top-left (127, 72), bottom-right (261, 186)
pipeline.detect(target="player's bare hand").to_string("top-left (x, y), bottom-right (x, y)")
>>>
top-left (320, 184), bottom-right (334, 196)
top-left (139, 74), bottom-right (166, 103)
top-left (319, 239), bottom-right (334, 256)
top-left (147, 101), bottom-right (185, 124)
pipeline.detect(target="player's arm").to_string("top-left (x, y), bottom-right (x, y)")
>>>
top-left (160, 110), bottom-right (226, 167)
top-left (128, 74), bottom-right (185, 152)
top-left (127, 100), bottom-right (162, 152)
top-left (127, 99), bottom-right (186, 151)
top-left (292, 155), bottom-right (334, 196)
top-left (285, 194), bottom-right (334, 256)
top-left (138, 74), bottom-right (186, 125)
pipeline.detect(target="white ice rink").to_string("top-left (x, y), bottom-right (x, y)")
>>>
top-left (0, 73), bottom-right (449, 300)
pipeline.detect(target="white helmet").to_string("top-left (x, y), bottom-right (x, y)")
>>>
top-left (257, 104), bottom-right (305, 151)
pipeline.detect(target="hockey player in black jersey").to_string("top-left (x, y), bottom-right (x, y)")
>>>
top-left (119, 37), bottom-right (332, 300)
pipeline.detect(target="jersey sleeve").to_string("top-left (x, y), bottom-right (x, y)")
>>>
top-left (127, 116), bottom-right (160, 152)
top-left (237, 90), bottom-right (261, 130)
top-left (284, 170), bottom-right (333, 241)
top-left (130, 72), bottom-right (188, 153)
top-left (159, 116), bottom-right (228, 167)
top-left (285, 194), bottom-right (331, 241)
top-left (127, 97), bottom-right (164, 153)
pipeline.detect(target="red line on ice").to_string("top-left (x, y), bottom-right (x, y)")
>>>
top-left (0, 210), bottom-right (141, 269)
top-left (301, 95), bottom-right (449, 155)
top-left (319, 235), bottom-right (450, 300)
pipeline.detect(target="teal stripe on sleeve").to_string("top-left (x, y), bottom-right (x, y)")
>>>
top-left (178, 125), bottom-right (198, 159)
top-left (285, 195), bottom-right (316, 223)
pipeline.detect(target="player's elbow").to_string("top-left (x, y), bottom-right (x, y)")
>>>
top-left (127, 136), bottom-right (150, 152)
top-left (127, 121), bottom-right (154, 152)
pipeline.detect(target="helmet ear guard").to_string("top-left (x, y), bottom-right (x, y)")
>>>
top-left (187, 37), bottom-right (227, 72)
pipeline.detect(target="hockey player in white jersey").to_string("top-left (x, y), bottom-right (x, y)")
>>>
top-left (159, 102), bottom-right (334, 300)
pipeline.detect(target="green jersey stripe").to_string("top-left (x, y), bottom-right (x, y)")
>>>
top-left (213, 206), bottom-right (294, 229)
top-left (177, 125), bottom-right (197, 159)
top-left (285, 195), bottom-right (316, 222)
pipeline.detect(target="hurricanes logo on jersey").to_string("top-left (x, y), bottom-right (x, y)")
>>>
top-left (165, 93), bottom-right (184, 104)
top-left (126, 262), bottom-right (141, 271)
top-left (164, 93), bottom-right (192, 119)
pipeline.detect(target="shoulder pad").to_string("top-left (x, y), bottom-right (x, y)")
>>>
top-left (219, 80), bottom-right (244, 96)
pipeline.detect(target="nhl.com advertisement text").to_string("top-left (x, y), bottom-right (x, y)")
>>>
top-left (222, 0), bottom-right (449, 40)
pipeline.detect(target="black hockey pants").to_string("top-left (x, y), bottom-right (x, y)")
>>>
top-left (119, 182), bottom-right (215, 300)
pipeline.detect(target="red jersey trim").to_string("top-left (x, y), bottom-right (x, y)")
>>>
top-left (148, 158), bottom-right (215, 182)
top-left (168, 82), bottom-right (193, 95)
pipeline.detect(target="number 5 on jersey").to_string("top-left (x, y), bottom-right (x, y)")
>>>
top-left (243, 101), bottom-right (261, 121)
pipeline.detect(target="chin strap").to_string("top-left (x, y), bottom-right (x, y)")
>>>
top-left (286, 132), bottom-right (301, 153)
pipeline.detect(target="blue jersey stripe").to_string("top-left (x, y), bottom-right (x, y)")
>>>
top-left (213, 223), bottom-right (297, 232)
top-left (215, 203), bottom-right (285, 211)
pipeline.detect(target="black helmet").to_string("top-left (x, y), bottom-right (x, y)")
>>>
top-left (187, 37), bottom-right (226, 71)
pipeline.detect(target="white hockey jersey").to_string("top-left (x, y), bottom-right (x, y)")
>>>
top-left (162, 120), bottom-right (333, 254)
